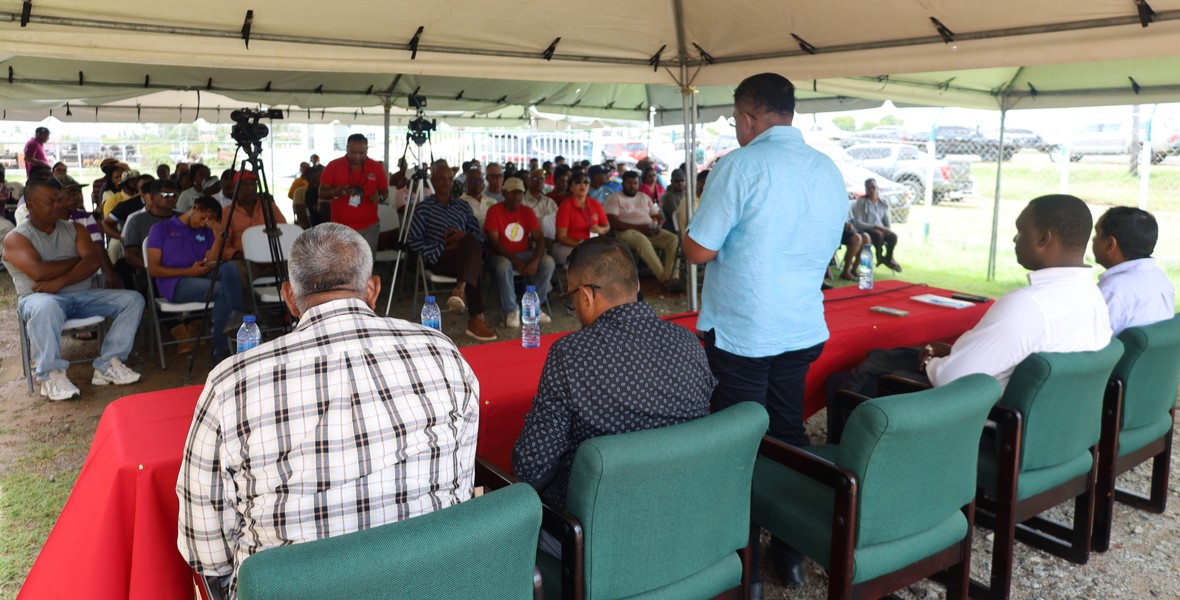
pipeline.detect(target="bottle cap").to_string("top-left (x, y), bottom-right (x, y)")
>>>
top-left (425, 296), bottom-right (435, 303)
top-left (525, 285), bottom-right (536, 293)
top-left (243, 315), bottom-right (256, 323)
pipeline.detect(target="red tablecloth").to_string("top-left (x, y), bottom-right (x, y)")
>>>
top-left (20, 386), bottom-right (204, 600)
top-left (21, 280), bottom-right (989, 599)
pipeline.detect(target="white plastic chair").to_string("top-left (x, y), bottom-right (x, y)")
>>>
top-left (241, 223), bottom-right (303, 311)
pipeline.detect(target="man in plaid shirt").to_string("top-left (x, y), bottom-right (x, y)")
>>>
top-left (176, 223), bottom-right (479, 599)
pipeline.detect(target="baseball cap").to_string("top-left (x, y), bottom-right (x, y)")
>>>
top-left (503, 177), bottom-right (525, 193)
top-left (588, 165), bottom-right (608, 177)
top-left (234, 170), bottom-right (260, 186)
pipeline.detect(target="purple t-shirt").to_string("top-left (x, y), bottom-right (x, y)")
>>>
top-left (145, 216), bottom-right (214, 301)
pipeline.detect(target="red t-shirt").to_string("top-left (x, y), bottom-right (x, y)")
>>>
top-left (555, 198), bottom-right (607, 241)
top-left (484, 203), bottom-right (540, 255)
top-left (321, 156), bottom-right (387, 230)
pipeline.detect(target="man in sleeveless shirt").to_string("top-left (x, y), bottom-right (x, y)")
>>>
top-left (3, 181), bottom-right (144, 401)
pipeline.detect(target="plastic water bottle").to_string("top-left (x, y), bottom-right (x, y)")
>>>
top-left (521, 286), bottom-right (541, 349)
top-left (421, 296), bottom-right (442, 331)
top-left (858, 247), bottom-right (874, 290)
top-left (236, 315), bottom-right (261, 353)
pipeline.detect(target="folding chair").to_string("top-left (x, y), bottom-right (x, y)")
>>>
top-left (18, 314), bottom-right (106, 394)
top-left (241, 223), bottom-right (302, 332)
top-left (143, 244), bottom-right (216, 370)
top-left (374, 204), bottom-right (409, 316)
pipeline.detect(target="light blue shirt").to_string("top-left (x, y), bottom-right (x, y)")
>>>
top-left (687, 126), bottom-right (847, 357)
top-left (1097, 257), bottom-right (1176, 335)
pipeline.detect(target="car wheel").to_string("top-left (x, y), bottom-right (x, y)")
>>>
top-left (932, 191), bottom-right (946, 205)
top-left (1069, 154), bottom-right (1083, 162)
top-left (900, 179), bottom-right (924, 204)
top-left (1151, 152), bottom-right (1167, 165)
top-left (1001, 148), bottom-right (1015, 161)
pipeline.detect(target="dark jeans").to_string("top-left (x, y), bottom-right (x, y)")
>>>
top-left (704, 330), bottom-right (824, 447)
top-left (430, 233), bottom-right (486, 315)
top-left (862, 228), bottom-right (897, 262)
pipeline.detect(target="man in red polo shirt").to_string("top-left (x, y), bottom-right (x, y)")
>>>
top-left (484, 176), bottom-right (554, 327)
top-left (319, 133), bottom-right (388, 252)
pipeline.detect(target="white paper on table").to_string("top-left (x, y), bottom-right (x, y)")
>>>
top-left (909, 294), bottom-right (974, 309)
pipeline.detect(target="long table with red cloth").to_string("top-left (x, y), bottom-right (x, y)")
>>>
top-left (21, 280), bottom-right (988, 599)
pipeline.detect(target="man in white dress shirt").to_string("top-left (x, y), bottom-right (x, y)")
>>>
top-left (920, 194), bottom-right (1113, 388)
top-left (1091, 206), bottom-right (1175, 335)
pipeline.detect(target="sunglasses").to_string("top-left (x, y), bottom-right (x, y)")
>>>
top-left (158, 192), bottom-right (178, 198)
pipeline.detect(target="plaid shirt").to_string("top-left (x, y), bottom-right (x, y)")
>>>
top-left (177, 298), bottom-right (479, 599)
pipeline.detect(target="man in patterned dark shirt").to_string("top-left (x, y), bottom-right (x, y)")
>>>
top-left (512, 237), bottom-right (714, 514)
top-left (177, 223), bottom-right (479, 600)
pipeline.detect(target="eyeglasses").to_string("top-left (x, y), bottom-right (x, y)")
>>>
top-left (467, 177), bottom-right (484, 183)
top-left (486, 173), bottom-right (504, 178)
top-left (565, 282), bottom-right (602, 296)
top-left (158, 192), bottom-right (178, 198)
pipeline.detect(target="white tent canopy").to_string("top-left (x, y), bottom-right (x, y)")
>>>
top-left (3, 0), bottom-right (1180, 119)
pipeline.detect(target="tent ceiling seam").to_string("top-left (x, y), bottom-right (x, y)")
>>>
top-left (0, 11), bottom-right (678, 69)
top-left (709, 10), bottom-right (1180, 64)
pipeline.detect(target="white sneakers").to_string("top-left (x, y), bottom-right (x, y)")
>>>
top-left (38, 358), bottom-right (142, 401)
top-left (91, 357), bottom-right (143, 386)
top-left (40, 370), bottom-right (80, 402)
top-left (506, 311), bottom-right (551, 328)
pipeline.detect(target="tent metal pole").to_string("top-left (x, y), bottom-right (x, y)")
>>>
top-left (671, 0), bottom-right (699, 311)
top-left (987, 108), bottom-right (1007, 281)
top-left (383, 97), bottom-right (392, 176)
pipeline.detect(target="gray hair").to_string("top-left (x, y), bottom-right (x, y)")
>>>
top-left (287, 223), bottom-right (373, 310)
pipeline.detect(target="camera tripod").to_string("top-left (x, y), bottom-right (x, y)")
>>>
top-left (383, 106), bottom-right (438, 316)
top-left (184, 110), bottom-right (288, 378)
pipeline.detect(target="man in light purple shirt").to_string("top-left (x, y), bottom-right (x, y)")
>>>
top-left (1091, 206), bottom-right (1175, 335)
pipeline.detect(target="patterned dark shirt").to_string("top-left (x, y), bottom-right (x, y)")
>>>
top-left (177, 298), bottom-right (479, 599)
top-left (512, 301), bottom-right (715, 506)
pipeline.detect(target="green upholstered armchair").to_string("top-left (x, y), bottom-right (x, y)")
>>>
top-left (752, 373), bottom-right (1001, 600)
top-left (969, 340), bottom-right (1124, 600)
top-left (485, 402), bottom-right (768, 600)
top-left (1093, 317), bottom-right (1180, 552)
top-left (233, 483), bottom-right (543, 600)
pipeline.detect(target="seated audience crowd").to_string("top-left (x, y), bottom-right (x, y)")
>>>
top-left (3, 119), bottom-right (1175, 600)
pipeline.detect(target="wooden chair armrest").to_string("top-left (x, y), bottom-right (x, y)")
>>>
top-left (539, 498), bottom-right (585, 600)
top-left (194, 572), bottom-right (225, 600)
top-left (474, 457), bottom-right (517, 491)
top-left (878, 373), bottom-right (932, 396)
top-left (758, 436), bottom-right (857, 493)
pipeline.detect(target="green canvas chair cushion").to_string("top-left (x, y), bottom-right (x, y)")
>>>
top-left (1117, 416), bottom-right (1174, 458)
top-left (236, 483), bottom-right (542, 600)
top-left (977, 341), bottom-right (1124, 498)
top-left (1113, 318), bottom-right (1180, 446)
top-left (564, 402), bottom-right (768, 600)
top-left (753, 374), bottom-right (1000, 584)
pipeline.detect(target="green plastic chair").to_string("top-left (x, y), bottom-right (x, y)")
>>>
top-left (1093, 317), bottom-right (1180, 551)
top-left (753, 373), bottom-right (1001, 599)
top-left (234, 483), bottom-right (543, 600)
top-left (967, 339), bottom-right (1124, 600)
top-left (526, 401), bottom-right (768, 600)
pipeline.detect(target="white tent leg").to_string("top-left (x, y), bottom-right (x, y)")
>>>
top-left (986, 108), bottom-right (1008, 281)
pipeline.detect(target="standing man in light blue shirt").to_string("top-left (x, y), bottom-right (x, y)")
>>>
top-left (684, 72), bottom-right (846, 593)
top-left (684, 72), bottom-right (846, 446)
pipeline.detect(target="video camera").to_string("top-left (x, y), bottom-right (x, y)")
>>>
top-left (230, 108), bottom-right (284, 144)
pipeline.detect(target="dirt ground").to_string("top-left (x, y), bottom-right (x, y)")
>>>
top-left (0, 273), bottom-right (1177, 599)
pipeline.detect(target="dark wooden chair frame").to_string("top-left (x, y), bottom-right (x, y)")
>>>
top-left (476, 458), bottom-right (749, 600)
top-left (1092, 379), bottom-right (1174, 552)
top-left (878, 375), bottom-right (1100, 600)
top-left (765, 398), bottom-right (973, 600)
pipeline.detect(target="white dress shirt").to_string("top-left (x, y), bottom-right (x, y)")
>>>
top-left (927, 267), bottom-right (1113, 389)
top-left (1097, 257), bottom-right (1175, 335)
top-left (459, 193), bottom-right (497, 227)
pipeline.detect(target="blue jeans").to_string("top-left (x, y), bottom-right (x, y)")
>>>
top-left (489, 252), bottom-right (555, 316)
top-left (170, 263), bottom-right (244, 352)
top-left (18, 288), bottom-right (145, 380)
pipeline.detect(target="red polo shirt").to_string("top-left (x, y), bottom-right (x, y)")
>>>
top-left (321, 156), bottom-right (387, 231)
